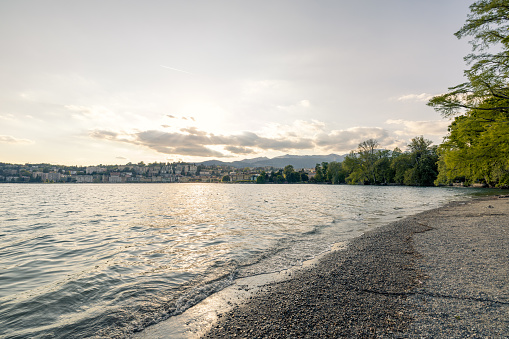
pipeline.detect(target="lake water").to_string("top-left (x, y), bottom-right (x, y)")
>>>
top-left (0, 183), bottom-right (483, 338)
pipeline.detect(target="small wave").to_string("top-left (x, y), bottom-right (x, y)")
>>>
top-left (171, 272), bottom-right (236, 316)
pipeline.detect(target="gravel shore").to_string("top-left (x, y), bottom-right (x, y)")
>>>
top-left (202, 196), bottom-right (509, 338)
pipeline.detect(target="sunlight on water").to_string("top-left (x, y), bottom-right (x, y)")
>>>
top-left (0, 183), bottom-right (480, 338)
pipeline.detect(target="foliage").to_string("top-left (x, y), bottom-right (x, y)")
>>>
top-left (282, 165), bottom-right (302, 183)
top-left (340, 138), bottom-right (438, 186)
top-left (256, 171), bottom-right (267, 184)
top-left (428, 0), bottom-right (509, 117)
top-left (313, 163), bottom-right (325, 182)
top-left (300, 172), bottom-right (309, 182)
top-left (326, 161), bottom-right (345, 184)
top-left (342, 151), bottom-right (362, 184)
top-left (373, 150), bottom-right (393, 184)
top-left (428, 0), bottom-right (509, 187)
top-left (357, 139), bottom-right (379, 184)
top-left (391, 152), bottom-right (412, 184)
top-left (403, 136), bottom-right (439, 186)
top-left (434, 104), bottom-right (509, 186)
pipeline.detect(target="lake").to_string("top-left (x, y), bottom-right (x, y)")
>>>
top-left (0, 183), bottom-right (482, 338)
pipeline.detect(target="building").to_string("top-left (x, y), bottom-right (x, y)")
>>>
top-left (41, 172), bottom-right (62, 182)
top-left (86, 166), bottom-right (106, 174)
top-left (76, 175), bottom-right (93, 183)
top-left (109, 172), bottom-right (122, 183)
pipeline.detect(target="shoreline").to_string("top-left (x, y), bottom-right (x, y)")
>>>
top-left (133, 195), bottom-right (508, 338)
top-left (199, 196), bottom-right (508, 338)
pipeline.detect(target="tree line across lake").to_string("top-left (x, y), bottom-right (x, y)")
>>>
top-left (252, 136), bottom-right (440, 186)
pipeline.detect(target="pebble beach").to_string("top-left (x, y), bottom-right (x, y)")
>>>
top-left (201, 196), bottom-right (509, 338)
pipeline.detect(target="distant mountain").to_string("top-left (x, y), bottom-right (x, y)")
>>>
top-left (199, 154), bottom-right (347, 169)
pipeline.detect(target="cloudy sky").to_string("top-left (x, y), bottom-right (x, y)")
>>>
top-left (1, 0), bottom-right (473, 165)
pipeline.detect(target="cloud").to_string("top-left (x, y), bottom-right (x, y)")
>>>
top-left (89, 126), bottom-right (315, 157)
top-left (0, 135), bottom-right (33, 144)
top-left (180, 127), bottom-right (207, 136)
top-left (315, 127), bottom-right (394, 152)
top-left (160, 65), bottom-right (193, 75)
top-left (386, 119), bottom-right (450, 136)
top-left (0, 114), bottom-right (16, 121)
top-left (65, 105), bottom-right (123, 126)
top-left (116, 156), bottom-right (127, 160)
top-left (261, 120), bottom-right (325, 139)
top-left (89, 130), bottom-right (119, 141)
top-left (395, 93), bottom-right (433, 102)
top-left (166, 114), bottom-right (195, 122)
top-left (277, 99), bottom-right (312, 112)
top-left (224, 146), bottom-right (257, 155)
top-left (65, 105), bottom-right (113, 118)
top-left (89, 118), bottom-right (447, 159)
top-left (91, 129), bottom-right (227, 157)
top-left (300, 100), bottom-right (310, 107)
top-left (175, 146), bottom-right (225, 157)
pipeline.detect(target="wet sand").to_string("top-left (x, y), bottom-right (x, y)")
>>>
top-left (200, 196), bottom-right (509, 338)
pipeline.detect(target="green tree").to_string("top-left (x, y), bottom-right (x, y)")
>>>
top-left (221, 175), bottom-right (230, 182)
top-left (403, 136), bottom-right (439, 186)
top-left (428, 0), bottom-right (509, 187)
top-left (326, 161), bottom-right (345, 184)
top-left (373, 150), bottom-right (393, 184)
top-left (283, 165), bottom-right (297, 182)
top-left (342, 151), bottom-right (363, 184)
top-left (313, 163), bottom-right (324, 182)
top-left (256, 171), bottom-right (267, 184)
top-left (428, 0), bottom-right (509, 117)
top-left (290, 171), bottom-right (301, 182)
top-left (435, 106), bottom-right (509, 186)
top-left (391, 151), bottom-right (412, 184)
top-left (357, 139), bottom-right (379, 184)
top-left (343, 139), bottom-right (380, 184)
top-left (300, 172), bottom-right (309, 182)
top-left (321, 162), bottom-right (329, 181)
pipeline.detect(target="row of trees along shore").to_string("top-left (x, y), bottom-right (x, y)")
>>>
top-left (254, 136), bottom-right (438, 186)
top-left (260, 0), bottom-right (509, 188)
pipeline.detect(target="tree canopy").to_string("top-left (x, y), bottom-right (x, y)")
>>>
top-left (331, 138), bottom-right (438, 186)
top-left (428, 0), bottom-right (509, 187)
top-left (428, 0), bottom-right (509, 117)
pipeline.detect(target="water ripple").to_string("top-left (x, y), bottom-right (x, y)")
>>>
top-left (0, 183), bottom-right (477, 338)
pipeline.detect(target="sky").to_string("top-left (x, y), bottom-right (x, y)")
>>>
top-left (0, 0), bottom-right (474, 166)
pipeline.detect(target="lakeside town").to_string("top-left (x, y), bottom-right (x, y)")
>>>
top-left (0, 162), bottom-right (315, 184)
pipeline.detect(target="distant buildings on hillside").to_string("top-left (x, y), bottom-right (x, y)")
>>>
top-left (0, 162), bottom-right (317, 184)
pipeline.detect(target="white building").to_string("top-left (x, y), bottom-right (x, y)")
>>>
top-left (86, 166), bottom-right (106, 174)
top-left (109, 175), bottom-right (122, 183)
top-left (76, 175), bottom-right (93, 183)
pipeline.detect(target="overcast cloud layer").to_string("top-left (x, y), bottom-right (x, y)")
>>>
top-left (0, 0), bottom-right (470, 165)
